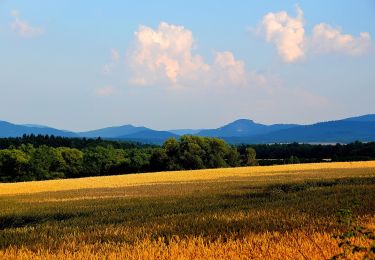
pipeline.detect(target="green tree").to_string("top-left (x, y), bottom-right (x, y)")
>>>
top-left (179, 136), bottom-right (206, 169)
top-left (287, 155), bottom-right (300, 164)
top-left (163, 138), bottom-right (182, 170)
top-left (244, 147), bottom-right (258, 166)
top-left (150, 148), bottom-right (169, 172)
top-left (126, 149), bottom-right (151, 173)
top-left (57, 147), bottom-right (84, 178)
top-left (205, 138), bottom-right (228, 168)
top-left (83, 146), bottom-right (127, 176)
top-left (0, 149), bottom-right (30, 181)
top-left (29, 146), bottom-right (66, 180)
top-left (225, 147), bottom-right (240, 167)
top-left (161, 136), bottom-right (240, 170)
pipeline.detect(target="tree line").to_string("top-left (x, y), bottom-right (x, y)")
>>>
top-left (0, 134), bottom-right (149, 150)
top-left (0, 135), bottom-right (256, 182)
top-left (1, 135), bottom-right (374, 182)
top-left (242, 141), bottom-right (375, 165)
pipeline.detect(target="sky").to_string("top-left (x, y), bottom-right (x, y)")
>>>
top-left (0, 1), bottom-right (374, 131)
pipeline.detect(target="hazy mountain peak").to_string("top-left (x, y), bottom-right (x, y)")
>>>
top-left (343, 114), bottom-right (375, 122)
top-left (22, 124), bottom-right (49, 128)
top-left (220, 119), bottom-right (258, 132)
top-left (228, 119), bottom-right (255, 125)
top-left (0, 121), bottom-right (77, 138)
top-left (79, 124), bottom-right (149, 138)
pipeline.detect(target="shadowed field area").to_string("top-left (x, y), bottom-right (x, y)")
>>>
top-left (0, 161), bottom-right (374, 259)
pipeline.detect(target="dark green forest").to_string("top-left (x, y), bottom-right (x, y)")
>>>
top-left (0, 135), bottom-right (374, 182)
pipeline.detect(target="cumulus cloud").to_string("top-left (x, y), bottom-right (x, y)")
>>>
top-left (10, 10), bottom-right (44, 38)
top-left (127, 22), bottom-right (257, 88)
top-left (128, 22), bottom-right (208, 86)
top-left (260, 6), bottom-right (305, 62)
top-left (311, 23), bottom-right (372, 56)
top-left (212, 52), bottom-right (247, 86)
top-left (258, 7), bottom-right (372, 62)
top-left (95, 86), bottom-right (115, 96)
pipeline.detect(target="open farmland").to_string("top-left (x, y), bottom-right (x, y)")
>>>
top-left (0, 161), bottom-right (374, 259)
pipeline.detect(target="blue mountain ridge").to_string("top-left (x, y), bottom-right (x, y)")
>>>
top-left (197, 119), bottom-right (298, 137)
top-left (223, 120), bottom-right (375, 144)
top-left (0, 121), bottom-right (77, 138)
top-left (79, 125), bottom-right (149, 138)
top-left (0, 114), bottom-right (375, 144)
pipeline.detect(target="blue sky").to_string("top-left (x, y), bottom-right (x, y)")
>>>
top-left (0, 1), bottom-right (374, 131)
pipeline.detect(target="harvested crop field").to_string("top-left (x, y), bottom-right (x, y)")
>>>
top-left (1, 161), bottom-right (374, 259)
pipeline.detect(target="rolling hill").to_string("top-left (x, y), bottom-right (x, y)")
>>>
top-left (0, 121), bottom-right (78, 138)
top-left (1, 114), bottom-right (375, 144)
top-left (342, 114), bottom-right (375, 122)
top-left (118, 129), bottom-right (179, 144)
top-left (79, 125), bottom-right (149, 138)
top-left (224, 120), bottom-right (375, 144)
top-left (197, 119), bottom-right (297, 137)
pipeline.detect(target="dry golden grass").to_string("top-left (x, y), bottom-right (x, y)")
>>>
top-left (0, 230), bottom-right (373, 260)
top-left (0, 161), bottom-right (374, 259)
top-left (1, 160), bottom-right (374, 195)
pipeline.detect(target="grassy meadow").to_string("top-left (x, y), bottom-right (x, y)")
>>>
top-left (0, 161), bottom-right (374, 259)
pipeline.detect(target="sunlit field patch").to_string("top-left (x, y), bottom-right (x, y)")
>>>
top-left (0, 161), bottom-right (374, 259)
top-left (1, 161), bottom-right (374, 195)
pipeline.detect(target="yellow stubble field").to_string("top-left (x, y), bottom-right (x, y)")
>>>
top-left (0, 161), bottom-right (374, 259)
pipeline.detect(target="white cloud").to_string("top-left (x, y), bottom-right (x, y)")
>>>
top-left (212, 52), bottom-right (247, 86)
top-left (10, 10), bottom-right (44, 38)
top-left (95, 86), bottom-right (115, 96)
top-left (258, 7), bottom-right (372, 62)
top-left (311, 23), bottom-right (372, 56)
top-left (128, 22), bottom-right (208, 86)
top-left (127, 22), bottom-right (255, 88)
top-left (260, 6), bottom-right (305, 62)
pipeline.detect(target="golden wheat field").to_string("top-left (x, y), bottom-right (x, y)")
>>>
top-left (0, 161), bottom-right (375, 259)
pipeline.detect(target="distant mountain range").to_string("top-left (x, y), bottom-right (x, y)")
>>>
top-left (197, 119), bottom-right (298, 137)
top-left (79, 125), bottom-right (150, 138)
top-left (0, 121), bottom-right (78, 138)
top-left (1, 114), bottom-right (375, 144)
